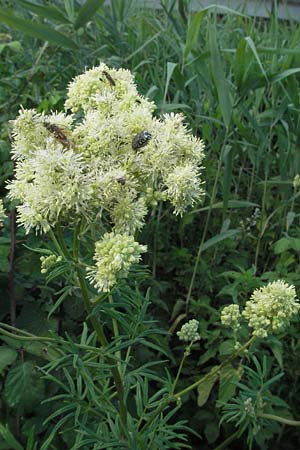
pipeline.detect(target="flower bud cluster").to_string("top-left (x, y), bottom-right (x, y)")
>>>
top-left (177, 319), bottom-right (200, 342)
top-left (221, 304), bottom-right (241, 332)
top-left (87, 232), bottom-right (147, 292)
top-left (40, 254), bottom-right (62, 274)
top-left (242, 280), bottom-right (300, 338)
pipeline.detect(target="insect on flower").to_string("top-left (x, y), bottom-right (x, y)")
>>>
top-left (103, 70), bottom-right (116, 87)
top-left (116, 176), bottom-right (126, 185)
top-left (43, 122), bottom-right (70, 148)
top-left (132, 131), bottom-right (152, 150)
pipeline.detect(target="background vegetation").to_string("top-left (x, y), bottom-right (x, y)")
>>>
top-left (1, 0), bottom-right (300, 448)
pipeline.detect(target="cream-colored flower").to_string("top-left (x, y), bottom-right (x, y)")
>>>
top-left (177, 319), bottom-right (200, 342)
top-left (221, 304), bottom-right (241, 331)
top-left (243, 280), bottom-right (300, 338)
top-left (87, 232), bottom-right (147, 292)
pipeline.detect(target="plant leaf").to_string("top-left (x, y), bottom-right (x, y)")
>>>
top-left (0, 8), bottom-right (77, 49)
top-left (74, 0), bottom-right (105, 29)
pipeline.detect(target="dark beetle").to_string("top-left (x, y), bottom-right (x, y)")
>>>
top-left (132, 131), bottom-right (152, 151)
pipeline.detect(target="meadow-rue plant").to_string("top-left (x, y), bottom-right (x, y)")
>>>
top-left (243, 280), bottom-right (300, 338)
top-left (177, 319), bottom-right (200, 342)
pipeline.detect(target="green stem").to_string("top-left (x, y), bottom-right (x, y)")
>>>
top-left (258, 413), bottom-right (300, 427)
top-left (174, 336), bottom-right (255, 399)
top-left (171, 344), bottom-right (192, 395)
top-left (0, 323), bottom-right (104, 354)
top-left (76, 268), bottom-right (128, 428)
top-left (55, 223), bottom-right (70, 258)
top-left (141, 336), bottom-right (256, 433)
top-left (108, 293), bottom-right (122, 373)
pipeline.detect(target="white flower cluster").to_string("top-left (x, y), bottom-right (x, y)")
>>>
top-left (222, 281), bottom-right (300, 339)
top-left (177, 319), bottom-right (200, 342)
top-left (87, 232), bottom-right (147, 292)
top-left (7, 63), bottom-right (205, 235)
top-left (242, 280), bottom-right (300, 338)
top-left (221, 304), bottom-right (241, 332)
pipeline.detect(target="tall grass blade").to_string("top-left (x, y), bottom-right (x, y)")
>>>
top-left (17, 0), bottom-right (69, 23)
top-left (163, 62), bottom-right (177, 103)
top-left (74, 0), bottom-right (105, 29)
top-left (209, 23), bottom-right (232, 129)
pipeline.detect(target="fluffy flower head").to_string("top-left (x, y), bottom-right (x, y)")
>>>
top-left (221, 304), bottom-right (241, 332)
top-left (243, 280), bottom-right (300, 338)
top-left (88, 232), bottom-right (147, 292)
top-left (177, 319), bottom-right (200, 342)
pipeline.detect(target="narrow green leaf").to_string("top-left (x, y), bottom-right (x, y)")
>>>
top-left (192, 200), bottom-right (259, 214)
top-left (0, 423), bottom-right (23, 450)
top-left (184, 10), bottom-right (207, 59)
top-left (74, 0), bottom-right (105, 29)
top-left (271, 68), bottom-right (300, 83)
top-left (222, 145), bottom-right (234, 218)
top-left (201, 230), bottom-right (239, 253)
top-left (245, 36), bottom-right (268, 81)
top-left (0, 8), bottom-right (77, 49)
top-left (163, 62), bottom-right (177, 103)
top-left (209, 24), bottom-right (232, 128)
top-left (17, 0), bottom-right (69, 23)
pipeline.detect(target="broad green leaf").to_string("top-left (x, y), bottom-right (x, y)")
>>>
top-left (0, 424), bottom-right (23, 450)
top-left (218, 364), bottom-right (242, 403)
top-left (74, 0), bottom-right (105, 29)
top-left (4, 362), bottom-right (45, 411)
top-left (197, 370), bottom-right (218, 407)
top-left (209, 24), bottom-right (232, 129)
top-left (0, 8), bottom-right (77, 49)
top-left (17, 0), bottom-right (69, 23)
top-left (0, 347), bottom-right (17, 374)
top-left (219, 339), bottom-right (235, 356)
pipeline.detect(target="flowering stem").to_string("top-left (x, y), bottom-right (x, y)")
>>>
top-left (171, 343), bottom-right (192, 395)
top-left (76, 268), bottom-right (128, 428)
top-left (141, 335), bottom-right (256, 433)
top-left (108, 293), bottom-right (122, 373)
top-left (258, 413), bottom-right (300, 426)
top-left (174, 335), bottom-right (255, 399)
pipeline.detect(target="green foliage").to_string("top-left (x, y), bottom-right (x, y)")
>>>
top-left (1, 1), bottom-right (300, 449)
